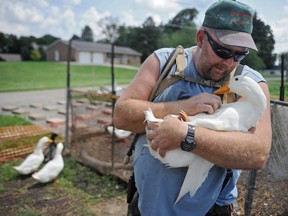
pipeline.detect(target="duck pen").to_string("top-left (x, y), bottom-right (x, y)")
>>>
top-left (68, 89), bottom-right (133, 182)
top-left (67, 87), bottom-right (288, 215)
top-left (236, 100), bottom-right (288, 216)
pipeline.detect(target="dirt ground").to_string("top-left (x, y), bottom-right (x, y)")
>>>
top-left (0, 170), bottom-right (128, 216)
top-left (70, 131), bottom-right (288, 216)
top-left (1, 98), bottom-right (287, 216)
top-left (0, 130), bottom-right (131, 216)
top-left (1, 131), bottom-right (288, 216)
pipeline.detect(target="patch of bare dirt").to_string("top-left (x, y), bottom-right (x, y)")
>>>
top-left (0, 164), bottom-right (129, 216)
top-left (0, 176), bottom-right (82, 216)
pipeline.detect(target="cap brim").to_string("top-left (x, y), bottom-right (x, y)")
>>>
top-left (215, 29), bottom-right (258, 51)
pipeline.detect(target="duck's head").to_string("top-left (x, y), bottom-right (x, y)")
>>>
top-left (215, 75), bottom-right (267, 118)
top-left (38, 136), bottom-right (53, 149)
top-left (56, 142), bottom-right (64, 153)
top-left (214, 75), bottom-right (261, 98)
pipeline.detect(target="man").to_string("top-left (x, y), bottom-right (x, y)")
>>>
top-left (114, 0), bottom-right (272, 215)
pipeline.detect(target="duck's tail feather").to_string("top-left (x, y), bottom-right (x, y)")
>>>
top-left (174, 157), bottom-right (214, 204)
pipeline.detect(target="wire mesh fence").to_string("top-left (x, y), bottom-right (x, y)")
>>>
top-left (69, 89), bottom-right (133, 182)
top-left (247, 102), bottom-right (288, 216)
top-left (69, 90), bottom-right (288, 215)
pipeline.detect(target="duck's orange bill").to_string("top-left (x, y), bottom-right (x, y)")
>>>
top-left (214, 81), bottom-right (231, 95)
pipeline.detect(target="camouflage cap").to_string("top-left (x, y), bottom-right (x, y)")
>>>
top-left (202, 0), bottom-right (258, 51)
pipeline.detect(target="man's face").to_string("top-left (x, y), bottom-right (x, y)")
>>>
top-left (195, 29), bottom-right (248, 81)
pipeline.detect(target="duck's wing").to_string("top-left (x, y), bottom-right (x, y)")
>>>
top-left (174, 156), bottom-right (214, 204)
top-left (162, 149), bottom-right (196, 168)
top-left (114, 129), bottom-right (132, 139)
top-left (188, 106), bottom-right (243, 131)
top-left (14, 153), bottom-right (44, 173)
top-left (33, 156), bottom-right (64, 182)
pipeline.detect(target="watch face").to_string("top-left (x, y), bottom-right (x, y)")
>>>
top-left (181, 140), bottom-right (195, 151)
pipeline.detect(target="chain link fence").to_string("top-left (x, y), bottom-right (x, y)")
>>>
top-left (69, 90), bottom-right (288, 215)
top-left (236, 102), bottom-right (288, 216)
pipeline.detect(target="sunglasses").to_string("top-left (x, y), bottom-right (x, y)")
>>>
top-left (204, 30), bottom-right (249, 62)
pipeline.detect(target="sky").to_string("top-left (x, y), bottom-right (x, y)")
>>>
top-left (0, 0), bottom-right (288, 55)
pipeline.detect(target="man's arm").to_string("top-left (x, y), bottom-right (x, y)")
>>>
top-left (114, 53), bottom-right (222, 133)
top-left (147, 82), bottom-right (272, 170)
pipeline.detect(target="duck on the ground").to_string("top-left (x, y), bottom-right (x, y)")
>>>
top-left (145, 75), bottom-right (267, 203)
top-left (32, 142), bottom-right (64, 183)
top-left (13, 136), bottom-right (53, 175)
top-left (44, 133), bottom-right (58, 163)
top-left (106, 125), bottom-right (132, 139)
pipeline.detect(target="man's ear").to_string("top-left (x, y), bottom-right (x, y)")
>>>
top-left (196, 30), bottom-right (205, 48)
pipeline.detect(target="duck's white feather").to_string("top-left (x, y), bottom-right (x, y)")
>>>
top-left (32, 142), bottom-right (64, 183)
top-left (145, 75), bottom-right (267, 203)
top-left (13, 136), bottom-right (51, 175)
top-left (106, 126), bottom-right (132, 139)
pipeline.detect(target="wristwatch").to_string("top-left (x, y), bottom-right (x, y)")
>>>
top-left (180, 125), bottom-right (196, 152)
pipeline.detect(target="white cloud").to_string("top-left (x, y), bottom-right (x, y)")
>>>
top-left (80, 7), bottom-right (111, 40)
top-left (120, 12), bottom-right (141, 26)
top-left (63, 0), bottom-right (81, 6)
top-left (149, 14), bottom-right (162, 25)
top-left (35, 0), bottom-right (49, 8)
top-left (134, 0), bottom-right (181, 12)
top-left (2, 2), bottom-right (42, 23)
top-left (40, 8), bottom-right (77, 39)
top-left (270, 17), bottom-right (288, 54)
top-left (0, 0), bottom-right (287, 54)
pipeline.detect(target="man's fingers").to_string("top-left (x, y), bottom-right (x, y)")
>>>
top-left (158, 148), bottom-right (166, 158)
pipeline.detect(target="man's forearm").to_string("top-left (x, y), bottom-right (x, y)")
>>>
top-left (194, 127), bottom-right (271, 170)
top-left (113, 99), bottom-right (182, 133)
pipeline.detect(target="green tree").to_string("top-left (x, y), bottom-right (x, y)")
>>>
top-left (158, 24), bottom-right (197, 48)
top-left (70, 34), bottom-right (80, 40)
top-left (158, 8), bottom-right (198, 48)
top-left (18, 36), bottom-right (33, 60)
top-left (241, 49), bottom-right (266, 71)
top-left (38, 46), bottom-right (46, 61)
top-left (164, 8), bottom-right (198, 33)
top-left (81, 25), bottom-right (94, 42)
top-left (252, 13), bottom-right (275, 68)
top-left (36, 34), bottom-right (58, 45)
top-left (99, 16), bottom-right (119, 43)
top-left (138, 17), bottom-right (161, 60)
top-left (115, 17), bottom-right (161, 61)
top-left (30, 49), bottom-right (41, 61)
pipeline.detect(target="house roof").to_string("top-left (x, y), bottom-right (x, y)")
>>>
top-left (48, 39), bottom-right (142, 56)
top-left (0, 53), bottom-right (21, 61)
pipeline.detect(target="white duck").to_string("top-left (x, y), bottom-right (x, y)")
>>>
top-left (32, 142), bottom-right (64, 183)
top-left (13, 136), bottom-right (52, 175)
top-left (106, 125), bottom-right (132, 139)
top-left (145, 75), bottom-right (267, 203)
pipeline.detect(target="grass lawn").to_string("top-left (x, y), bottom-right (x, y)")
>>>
top-left (0, 115), bottom-right (32, 126)
top-left (267, 80), bottom-right (288, 100)
top-left (0, 62), bottom-right (137, 92)
top-left (0, 61), bottom-right (287, 100)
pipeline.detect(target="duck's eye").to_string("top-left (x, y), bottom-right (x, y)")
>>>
top-left (235, 78), bottom-right (239, 81)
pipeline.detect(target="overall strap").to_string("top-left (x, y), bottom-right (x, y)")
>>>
top-left (153, 63), bottom-right (244, 102)
top-left (124, 45), bottom-right (185, 165)
top-left (149, 45), bottom-right (185, 101)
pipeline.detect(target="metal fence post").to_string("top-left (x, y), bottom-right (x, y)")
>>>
top-left (65, 39), bottom-right (71, 150)
top-left (244, 170), bottom-right (257, 216)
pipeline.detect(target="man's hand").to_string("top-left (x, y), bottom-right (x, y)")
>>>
top-left (181, 92), bottom-right (222, 115)
top-left (146, 116), bottom-right (188, 157)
